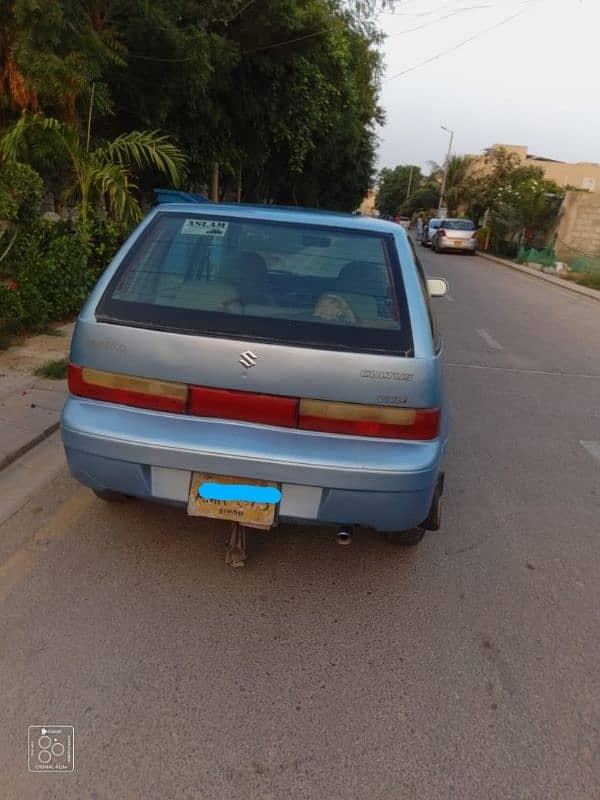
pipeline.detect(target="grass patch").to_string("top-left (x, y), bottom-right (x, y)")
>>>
top-left (565, 272), bottom-right (600, 291)
top-left (34, 357), bottom-right (69, 380)
top-left (40, 325), bottom-right (66, 337)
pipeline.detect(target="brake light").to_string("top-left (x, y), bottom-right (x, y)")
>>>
top-left (189, 386), bottom-right (298, 427)
top-left (298, 399), bottom-right (440, 440)
top-left (471, 232), bottom-right (478, 239)
top-left (438, 229), bottom-right (447, 237)
top-left (68, 365), bottom-right (188, 413)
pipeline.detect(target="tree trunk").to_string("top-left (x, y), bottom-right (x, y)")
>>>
top-left (211, 162), bottom-right (219, 203)
top-left (236, 166), bottom-right (242, 203)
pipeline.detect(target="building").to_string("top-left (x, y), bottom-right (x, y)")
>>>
top-left (357, 188), bottom-right (378, 216)
top-left (468, 144), bottom-right (600, 193)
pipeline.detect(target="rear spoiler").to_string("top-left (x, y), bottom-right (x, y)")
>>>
top-left (153, 188), bottom-right (213, 205)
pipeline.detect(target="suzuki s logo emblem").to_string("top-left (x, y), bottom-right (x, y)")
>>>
top-left (239, 350), bottom-right (258, 368)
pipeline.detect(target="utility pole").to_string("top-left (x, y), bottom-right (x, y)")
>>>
top-left (406, 167), bottom-right (414, 203)
top-left (438, 126), bottom-right (454, 217)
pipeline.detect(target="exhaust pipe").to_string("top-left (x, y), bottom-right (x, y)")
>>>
top-left (336, 526), bottom-right (353, 546)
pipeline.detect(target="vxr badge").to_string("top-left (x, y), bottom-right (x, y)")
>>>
top-left (239, 350), bottom-right (258, 368)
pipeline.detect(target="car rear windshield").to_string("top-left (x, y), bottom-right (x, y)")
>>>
top-left (444, 220), bottom-right (475, 231)
top-left (429, 220), bottom-right (442, 229)
top-left (96, 212), bottom-right (413, 354)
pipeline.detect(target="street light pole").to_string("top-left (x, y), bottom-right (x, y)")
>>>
top-left (438, 125), bottom-right (454, 216)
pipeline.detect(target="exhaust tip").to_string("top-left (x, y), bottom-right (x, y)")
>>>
top-left (336, 528), bottom-right (353, 546)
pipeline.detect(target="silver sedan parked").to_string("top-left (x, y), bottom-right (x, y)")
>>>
top-left (431, 218), bottom-right (478, 254)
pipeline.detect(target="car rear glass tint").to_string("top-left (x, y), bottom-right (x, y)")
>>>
top-left (444, 220), bottom-right (475, 231)
top-left (96, 212), bottom-right (413, 354)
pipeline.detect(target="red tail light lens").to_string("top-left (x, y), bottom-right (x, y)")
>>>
top-left (68, 365), bottom-right (188, 413)
top-left (438, 229), bottom-right (447, 237)
top-left (298, 400), bottom-right (440, 440)
top-left (189, 386), bottom-right (298, 427)
top-left (471, 232), bottom-right (478, 239)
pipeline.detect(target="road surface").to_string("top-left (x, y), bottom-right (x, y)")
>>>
top-left (1, 248), bottom-right (599, 799)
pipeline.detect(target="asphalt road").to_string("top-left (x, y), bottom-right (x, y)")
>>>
top-left (1, 247), bottom-right (599, 800)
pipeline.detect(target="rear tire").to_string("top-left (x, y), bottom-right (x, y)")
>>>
top-left (93, 489), bottom-right (130, 502)
top-left (387, 528), bottom-right (425, 546)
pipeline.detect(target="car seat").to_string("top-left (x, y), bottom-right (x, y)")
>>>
top-left (330, 260), bottom-right (389, 322)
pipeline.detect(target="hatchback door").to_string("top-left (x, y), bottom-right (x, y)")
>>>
top-left (71, 209), bottom-right (441, 433)
top-left (441, 220), bottom-right (475, 244)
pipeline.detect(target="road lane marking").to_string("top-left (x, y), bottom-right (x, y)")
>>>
top-left (0, 486), bottom-right (94, 604)
top-left (447, 362), bottom-right (600, 379)
top-left (476, 328), bottom-right (503, 351)
top-left (581, 441), bottom-right (600, 464)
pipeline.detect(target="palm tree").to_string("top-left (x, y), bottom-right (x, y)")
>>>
top-left (0, 110), bottom-right (187, 224)
top-left (428, 155), bottom-right (472, 216)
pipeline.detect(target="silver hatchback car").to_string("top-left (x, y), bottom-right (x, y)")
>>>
top-left (432, 218), bottom-right (478, 254)
top-left (62, 201), bottom-right (448, 552)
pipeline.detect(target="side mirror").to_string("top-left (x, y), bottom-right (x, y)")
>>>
top-left (427, 278), bottom-right (448, 298)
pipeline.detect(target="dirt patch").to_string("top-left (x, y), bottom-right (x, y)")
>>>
top-left (0, 323), bottom-right (74, 375)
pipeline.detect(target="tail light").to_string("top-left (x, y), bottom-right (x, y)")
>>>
top-left (68, 365), bottom-right (440, 440)
top-left (471, 232), bottom-right (478, 239)
top-left (189, 386), bottom-right (298, 427)
top-left (68, 365), bottom-right (188, 413)
top-left (298, 399), bottom-right (440, 440)
top-left (438, 229), bottom-right (447, 237)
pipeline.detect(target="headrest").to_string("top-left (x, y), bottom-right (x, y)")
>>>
top-left (220, 251), bottom-right (268, 285)
top-left (336, 261), bottom-right (389, 296)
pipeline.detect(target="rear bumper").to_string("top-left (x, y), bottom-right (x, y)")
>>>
top-left (438, 238), bottom-right (477, 252)
top-left (61, 397), bottom-right (446, 532)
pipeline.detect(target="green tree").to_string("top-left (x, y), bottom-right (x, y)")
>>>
top-left (403, 183), bottom-right (441, 217)
top-left (376, 165), bottom-right (422, 217)
top-left (0, 0), bottom-right (123, 124)
top-left (100, 0), bottom-right (384, 208)
top-left (464, 148), bottom-right (564, 248)
top-left (2, 0), bottom-right (388, 211)
top-left (1, 112), bottom-right (187, 224)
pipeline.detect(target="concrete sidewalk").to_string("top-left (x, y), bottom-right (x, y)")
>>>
top-left (478, 252), bottom-right (600, 303)
top-left (0, 323), bottom-right (73, 471)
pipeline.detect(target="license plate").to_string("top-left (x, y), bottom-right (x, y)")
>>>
top-left (187, 472), bottom-right (280, 529)
top-left (453, 240), bottom-right (462, 247)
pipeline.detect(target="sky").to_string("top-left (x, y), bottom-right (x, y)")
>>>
top-left (376, 0), bottom-right (598, 173)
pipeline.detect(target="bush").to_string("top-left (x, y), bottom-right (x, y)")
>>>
top-left (490, 239), bottom-right (520, 260)
top-left (1, 221), bottom-right (91, 331)
top-left (0, 281), bottom-right (24, 331)
top-left (87, 216), bottom-right (132, 280)
top-left (475, 227), bottom-right (489, 248)
top-left (0, 162), bottom-right (43, 224)
top-left (0, 161), bottom-right (131, 338)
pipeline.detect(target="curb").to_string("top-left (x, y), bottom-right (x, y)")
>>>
top-left (0, 422), bottom-right (60, 473)
top-left (478, 253), bottom-right (600, 303)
